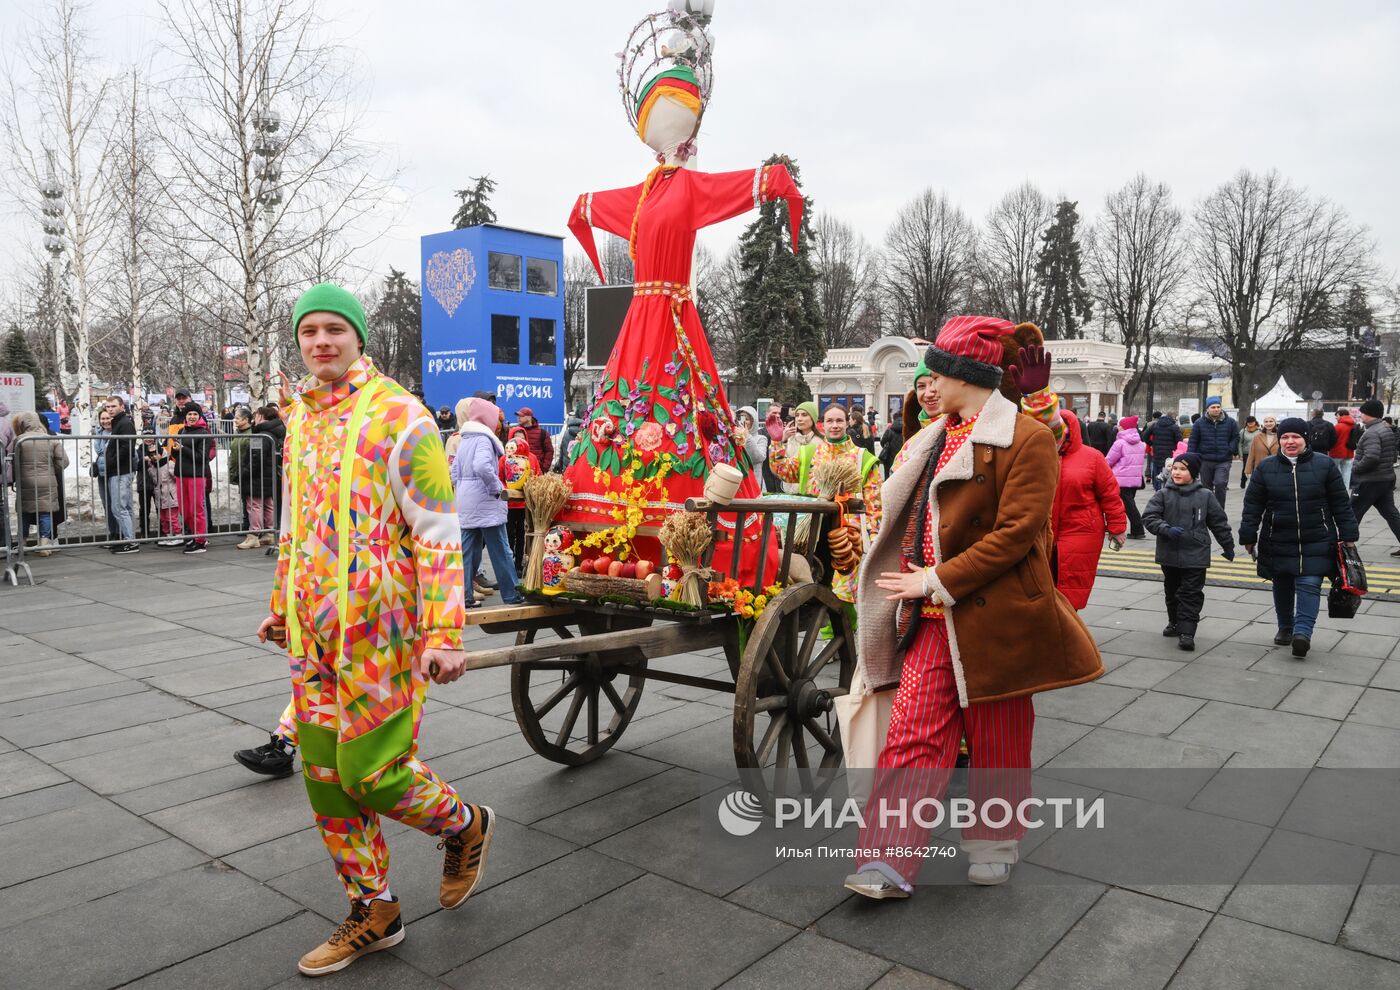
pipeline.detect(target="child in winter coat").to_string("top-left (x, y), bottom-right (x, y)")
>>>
top-left (1141, 452), bottom-right (1235, 652)
top-left (499, 426), bottom-right (540, 571)
top-left (1105, 415), bottom-right (1147, 539)
top-left (155, 456), bottom-right (181, 541)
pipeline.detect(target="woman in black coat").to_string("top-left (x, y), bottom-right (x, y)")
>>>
top-left (1239, 418), bottom-right (1358, 658)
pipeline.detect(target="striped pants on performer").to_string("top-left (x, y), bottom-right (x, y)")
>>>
top-left (856, 617), bottom-right (1034, 885)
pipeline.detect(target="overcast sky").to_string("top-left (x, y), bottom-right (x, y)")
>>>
top-left (3, 0), bottom-right (1398, 297)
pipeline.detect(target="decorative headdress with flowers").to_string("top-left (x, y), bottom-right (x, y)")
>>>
top-left (618, 1), bottom-right (716, 159)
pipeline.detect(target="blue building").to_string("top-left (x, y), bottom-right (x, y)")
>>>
top-left (420, 224), bottom-right (565, 425)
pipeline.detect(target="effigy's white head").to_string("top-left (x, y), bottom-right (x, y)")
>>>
top-left (640, 94), bottom-right (700, 166)
top-left (621, 4), bottom-right (714, 166)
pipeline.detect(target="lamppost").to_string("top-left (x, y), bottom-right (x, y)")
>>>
top-left (38, 148), bottom-right (72, 400)
top-left (252, 69), bottom-right (283, 396)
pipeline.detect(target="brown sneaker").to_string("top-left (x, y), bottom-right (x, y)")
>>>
top-left (439, 804), bottom-right (494, 909)
top-left (297, 897), bottom-right (404, 977)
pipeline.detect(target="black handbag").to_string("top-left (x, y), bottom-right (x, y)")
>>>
top-left (1328, 583), bottom-right (1362, 619)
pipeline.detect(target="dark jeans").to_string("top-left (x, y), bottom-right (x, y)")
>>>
top-left (462, 525), bottom-right (523, 605)
top-left (1119, 486), bottom-right (1144, 537)
top-left (95, 472), bottom-right (119, 539)
top-left (1353, 481), bottom-right (1400, 542)
top-left (1272, 573), bottom-right (1324, 638)
top-left (506, 504), bottom-right (527, 575)
top-left (1201, 461), bottom-right (1231, 510)
top-left (1151, 456), bottom-right (1169, 491)
top-left (18, 511), bottom-right (54, 540)
top-left (1162, 566), bottom-right (1206, 635)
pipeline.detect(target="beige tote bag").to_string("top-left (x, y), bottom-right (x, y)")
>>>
top-left (834, 662), bottom-right (894, 807)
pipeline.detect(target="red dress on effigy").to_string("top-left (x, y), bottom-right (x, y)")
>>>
top-left (559, 163), bottom-right (804, 581)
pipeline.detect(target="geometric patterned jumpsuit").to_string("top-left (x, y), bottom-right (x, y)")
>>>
top-left (270, 355), bottom-right (469, 902)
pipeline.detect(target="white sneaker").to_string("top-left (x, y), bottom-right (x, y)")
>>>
top-left (237, 534), bottom-right (261, 550)
top-left (843, 869), bottom-right (911, 900)
top-left (968, 862), bottom-right (1012, 885)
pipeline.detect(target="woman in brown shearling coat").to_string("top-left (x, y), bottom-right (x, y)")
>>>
top-left (846, 316), bottom-right (1102, 900)
top-left (860, 389), bottom-right (1102, 703)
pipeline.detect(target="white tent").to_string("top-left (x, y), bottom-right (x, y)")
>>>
top-left (1252, 377), bottom-right (1308, 419)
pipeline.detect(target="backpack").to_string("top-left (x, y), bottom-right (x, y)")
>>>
top-left (1345, 423), bottom-right (1359, 451)
top-left (1307, 419), bottom-right (1335, 453)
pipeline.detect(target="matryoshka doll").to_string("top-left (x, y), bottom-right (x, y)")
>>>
top-left (541, 526), bottom-right (576, 595)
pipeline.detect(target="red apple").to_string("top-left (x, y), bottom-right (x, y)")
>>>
top-left (608, 560), bottom-right (625, 577)
top-left (621, 562), bottom-right (637, 579)
top-left (634, 560), bottom-right (653, 579)
top-left (578, 559), bottom-right (595, 575)
top-left (593, 554), bottom-right (613, 573)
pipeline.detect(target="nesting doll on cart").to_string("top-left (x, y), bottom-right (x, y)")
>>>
top-left (556, 3), bottom-right (804, 584)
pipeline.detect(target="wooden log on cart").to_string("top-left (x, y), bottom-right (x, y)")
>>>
top-left (459, 619), bottom-right (726, 671)
top-left (464, 603), bottom-right (575, 636)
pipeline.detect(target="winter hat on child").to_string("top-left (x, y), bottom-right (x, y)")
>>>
top-left (1173, 452), bottom-right (1202, 479)
top-left (1277, 417), bottom-right (1309, 439)
top-left (292, 283), bottom-right (368, 348)
top-left (1360, 399), bottom-right (1385, 418)
top-left (923, 316), bottom-right (1017, 389)
top-left (1119, 415), bottom-right (1139, 431)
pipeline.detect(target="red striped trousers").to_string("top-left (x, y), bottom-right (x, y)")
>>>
top-left (857, 617), bottom-right (1034, 883)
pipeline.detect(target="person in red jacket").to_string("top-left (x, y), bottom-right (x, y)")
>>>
top-left (1052, 410), bottom-right (1128, 609)
top-left (1330, 409), bottom-right (1356, 490)
top-left (513, 407), bottom-right (554, 473)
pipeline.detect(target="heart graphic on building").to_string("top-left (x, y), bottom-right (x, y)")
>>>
top-left (426, 248), bottom-right (477, 318)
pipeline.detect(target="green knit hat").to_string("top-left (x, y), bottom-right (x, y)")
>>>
top-left (913, 358), bottom-right (933, 383)
top-left (797, 401), bottom-right (819, 424)
top-left (293, 283), bottom-right (368, 348)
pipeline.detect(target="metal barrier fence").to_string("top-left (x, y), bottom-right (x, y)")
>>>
top-left (5, 429), bottom-right (280, 573)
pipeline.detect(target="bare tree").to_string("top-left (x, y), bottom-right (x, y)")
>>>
top-left (1087, 175), bottom-right (1187, 408)
top-left (107, 65), bottom-right (162, 399)
top-left (882, 189), bottom-right (976, 338)
top-left (562, 253), bottom-right (596, 404)
top-left (156, 0), bottom-right (393, 405)
top-left (812, 212), bottom-right (881, 349)
top-left (694, 242), bottom-right (744, 372)
top-left (0, 0), bottom-right (116, 440)
top-left (598, 232), bottom-right (636, 287)
top-left (1192, 170), bottom-right (1374, 414)
top-left (974, 181), bottom-right (1051, 321)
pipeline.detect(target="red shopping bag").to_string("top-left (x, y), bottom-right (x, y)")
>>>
top-left (1335, 543), bottom-right (1367, 596)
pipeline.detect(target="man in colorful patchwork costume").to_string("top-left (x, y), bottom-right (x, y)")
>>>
top-left (257, 284), bottom-right (494, 977)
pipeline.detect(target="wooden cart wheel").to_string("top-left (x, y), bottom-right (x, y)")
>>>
top-left (511, 623), bottom-right (648, 766)
top-left (733, 583), bottom-right (855, 805)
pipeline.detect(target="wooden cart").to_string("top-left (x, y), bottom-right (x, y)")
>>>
top-left (458, 496), bottom-right (862, 803)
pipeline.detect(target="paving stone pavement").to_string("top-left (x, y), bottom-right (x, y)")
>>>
top-left (2, 490), bottom-right (1400, 990)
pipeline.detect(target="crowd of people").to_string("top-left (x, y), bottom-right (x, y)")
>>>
top-left (2, 391), bottom-right (286, 557)
top-left (12, 283), bottom-right (1400, 975)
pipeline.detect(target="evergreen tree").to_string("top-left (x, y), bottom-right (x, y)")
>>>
top-left (1336, 282), bottom-right (1374, 334)
top-left (734, 154), bottom-right (824, 395)
top-left (452, 175), bottom-right (498, 229)
top-left (368, 268), bottom-right (422, 386)
top-left (1034, 200), bottom-right (1093, 339)
top-left (1, 323), bottom-right (43, 410)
